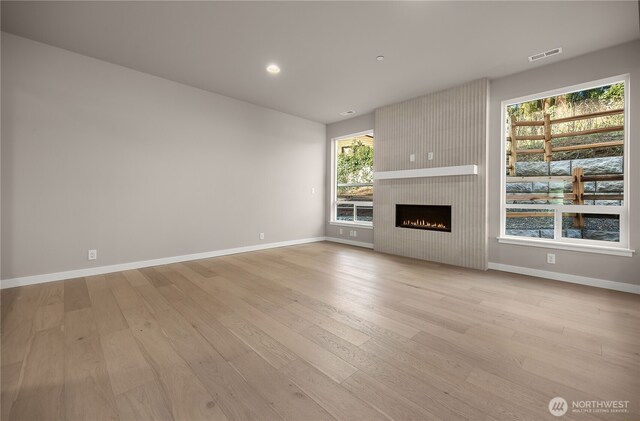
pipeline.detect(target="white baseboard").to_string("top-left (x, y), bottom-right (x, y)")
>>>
top-left (488, 262), bottom-right (640, 295)
top-left (325, 237), bottom-right (374, 249)
top-left (1, 237), bottom-right (326, 289)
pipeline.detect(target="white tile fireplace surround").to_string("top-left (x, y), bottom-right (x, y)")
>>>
top-left (373, 79), bottom-right (488, 270)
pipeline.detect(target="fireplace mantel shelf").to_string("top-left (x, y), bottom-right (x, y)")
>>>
top-left (374, 164), bottom-right (478, 180)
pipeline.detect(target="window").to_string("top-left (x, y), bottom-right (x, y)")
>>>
top-left (331, 131), bottom-right (374, 226)
top-left (500, 76), bottom-right (631, 255)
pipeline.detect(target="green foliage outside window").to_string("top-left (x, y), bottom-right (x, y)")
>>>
top-left (337, 140), bottom-right (373, 184)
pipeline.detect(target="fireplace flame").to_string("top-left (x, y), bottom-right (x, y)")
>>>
top-left (401, 219), bottom-right (448, 229)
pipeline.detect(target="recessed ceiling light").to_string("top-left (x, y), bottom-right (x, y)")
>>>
top-left (376, 55), bottom-right (385, 61)
top-left (340, 110), bottom-right (356, 116)
top-left (266, 64), bottom-right (281, 74)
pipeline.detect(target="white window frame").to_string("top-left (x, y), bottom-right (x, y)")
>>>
top-left (330, 130), bottom-right (374, 229)
top-left (498, 74), bottom-right (634, 257)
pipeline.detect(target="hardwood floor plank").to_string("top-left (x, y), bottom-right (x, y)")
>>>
top-left (204, 277), bottom-right (358, 383)
top-left (122, 269), bottom-right (150, 287)
top-left (183, 260), bottom-right (217, 278)
top-left (230, 351), bottom-right (336, 421)
top-left (150, 305), bottom-right (282, 421)
top-left (2, 286), bottom-right (51, 366)
top-left (89, 288), bottom-right (129, 336)
top-left (1, 288), bottom-right (20, 321)
top-left (134, 284), bottom-right (172, 314)
top-left (342, 370), bottom-right (443, 421)
top-left (156, 284), bottom-right (186, 303)
top-left (104, 272), bottom-right (131, 289)
top-left (300, 324), bottom-right (484, 420)
top-left (413, 329), bottom-right (526, 369)
top-left (64, 308), bottom-right (120, 421)
top-left (280, 360), bottom-right (390, 421)
top-left (411, 323), bottom-right (614, 418)
top-left (465, 367), bottom-right (599, 421)
top-left (1, 362), bottom-right (22, 420)
top-left (522, 356), bottom-right (638, 402)
top-left (85, 274), bottom-right (109, 294)
top-left (120, 306), bottom-right (185, 367)
top-left (33, 302), bottom-right (64, 332)
top-left (139, 267), bottom-right (172, 288)
top-left (115, 380), bottom-right (174, 421)
top-left (13, 327), bottom-right (64, 400)
top-left (9, 387), bottom-right (65, 421)
top-left (277, 289), bottom-right (412, 346)
top-left (218, 312), bottom-right (298, 369)
top-left (360, 335), bottom-right (542, 421)
top-left (369, 334), bottom-right (474, 380)
top-left (267, 307), bottom-right (314, 332)
top-left (360, 337), bottom-right (468, 384)
top-left (100, 328), bottom-right (157, 396)
top-left (286, 302), bottom-right (371, 346)
top-left (111, 280), bottom-right (147, 312)
top-left (64, 278), bottom-right (91, 312)
top-left (161, 266), bottom-right (234, 318)
top-left (2, 243), bottom-right (639, 421)
top-left (121, 306), bottom-right (231, 421)
top-left (156, 363), bottom-right (231, 421)
top-left (1, 318), bottom-right (33, 367)
top-left (10, 327), bottom-right (65, 421)
top-left (172, 298), bottom-right (252, 361)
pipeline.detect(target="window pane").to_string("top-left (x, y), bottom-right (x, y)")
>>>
top-left (335, 134), bottom-right (374, 225)
top-left (355, 205), bottom-right (373, 222)
top-left (506, 182), bottom-right (568, 206)
top-left (336, 204), bottom-right (354, 222)
top-left (337, 185), bottom-right (373, 202)
top-left (505, 83), bottom-right (624, 208)
top-left (562, 213), bottom-right (620, 242)
top-left (505, 209), bottom-right (555, 239)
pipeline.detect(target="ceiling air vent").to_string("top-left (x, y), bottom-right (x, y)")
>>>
top-left (528, 47), bottom-right (562, 62)
top-left (340, 110), bottom-right (356, 116)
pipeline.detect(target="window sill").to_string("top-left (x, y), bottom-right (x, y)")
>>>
top-left (497, 236), bottom-right (634, 257)
top-left (329, 221), bottom-right (374, 230)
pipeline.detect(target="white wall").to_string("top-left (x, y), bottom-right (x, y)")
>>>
top-left (488, 40), bottom-right (640, 286)
top-left (325, 113), bottom-right (375, 245)
top-left (1, 33), bottom-right (326, 280)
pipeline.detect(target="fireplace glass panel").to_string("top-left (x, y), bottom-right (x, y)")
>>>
top-left (395, 204), bottom-right (451, 232)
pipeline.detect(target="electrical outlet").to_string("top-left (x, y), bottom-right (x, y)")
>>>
top-left (88, 249), bottom-right (97, 261)
top-left (311, 187), bottom-right (315, 195)
top-left (428, 152), bottom-right (434, 160)
top-left (547, 253), bottom-right (556, 264)
top-left (259, 233), bottom-right (265, 240)
top-left (339, 228), bottom-right (343, 235)
top-left (409, 154), bottom-right (415, 162)
top-left (353, 230), bottom-right (357, 237)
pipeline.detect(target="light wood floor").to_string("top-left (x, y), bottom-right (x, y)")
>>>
top-left (1, 242), bottom-right (639, 421)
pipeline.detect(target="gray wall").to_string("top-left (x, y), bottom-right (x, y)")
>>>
top-left (374, 79), bottom-right (488, 270)
top-left (489, 39), bottom-right (640, 285)
top-left (325, 113), bottom-right (375, 245)
top-left (1, 33), bottom-right (326, 280)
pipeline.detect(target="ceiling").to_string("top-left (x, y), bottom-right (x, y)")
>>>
top-left (2, 1), bottom-right (639, 124)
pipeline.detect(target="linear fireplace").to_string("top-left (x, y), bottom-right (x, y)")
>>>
top-left (396, 204), bottom-right (451, 232)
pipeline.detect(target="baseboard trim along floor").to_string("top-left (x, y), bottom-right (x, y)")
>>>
top-left (1, 237), bottom-right (329, 289)
top-left (488, 262), bottom-right (640, 295)
top-left (3, 239), bottom-right (636, 295)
